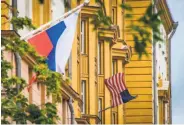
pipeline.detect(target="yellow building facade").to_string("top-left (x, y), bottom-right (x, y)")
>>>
top-left (69, 0), bottom-right (176, 124)
top-left (1, 0), bottom-right (82, 124)
top-left (1, 0), bottom-right (177, 124)
top-left (124, 0), bottom-right (153, 124)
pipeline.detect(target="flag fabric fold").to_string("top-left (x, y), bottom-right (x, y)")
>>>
top-left (27, 73), bottom-right (37, 92)
top-left (105, 73), bottom-right (137, 107)
top-left (28, 10), bottom-right (80, 74)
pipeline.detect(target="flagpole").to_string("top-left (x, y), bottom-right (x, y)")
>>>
top-left (98, 106), bottom-right (113, 113)
top-left (20, 0), bottom-right (90, 41)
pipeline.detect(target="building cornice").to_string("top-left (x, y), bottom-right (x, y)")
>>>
top-left (75, 117), bottom-right (90, 124)
top-left (98, 25), bottom-right (120, 46)
top-left (157, 0), bottom-right (176, 35)
top-left (22, 54), bottom-right (37, 67)
top-left (61, 80), bottom-right (82, 105)
top-left (81, 6), bottom-right (100, 17)
top-left (1, 30), bottom-right (20, 37)
top-left (82, 114), bottom-right (101, 124)
top-left (112, 48), bottom-right (127, 59)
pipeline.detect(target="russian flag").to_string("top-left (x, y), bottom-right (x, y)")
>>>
top-left (27, 10), bottom-right (80, 74)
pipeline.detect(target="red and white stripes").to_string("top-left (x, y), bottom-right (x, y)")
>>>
top-left (104, 73), bottom-right (127, 107)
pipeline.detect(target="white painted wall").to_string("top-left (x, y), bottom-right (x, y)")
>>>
top-left (156, 24), bottom-right (167, 82)
top-left (51, 0), bottom-right (65, 20)
top-left (17, 0), bottom-right (32, 36)
top-left (156, 23), bottom-right (168, 124)
top-left (16, 0), bottom-right (65, 37)
top-left (17, 0), bottom-right (32, 18)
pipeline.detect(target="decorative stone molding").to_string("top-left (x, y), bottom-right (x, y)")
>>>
top-left (61, 78), bottom-right (82, 103)
top-left (158, 81), bottom-right (169, 91)
top-left (81, 114), bottom-right (101, 124)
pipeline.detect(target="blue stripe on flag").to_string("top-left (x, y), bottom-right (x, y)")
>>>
top-left (46, 21), bottom-right (66, 71)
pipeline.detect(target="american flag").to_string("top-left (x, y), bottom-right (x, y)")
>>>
top-left (104, 73), bottom-right (127, 107)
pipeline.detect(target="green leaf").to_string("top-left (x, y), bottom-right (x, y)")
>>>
top-left (125, 14), bottom-right (133, 18)
top-left (120, 3), bottom-right (133, 11)
top-left (38, 0), bottom-right (44, 4)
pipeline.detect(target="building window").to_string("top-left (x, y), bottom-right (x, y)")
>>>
top-left (81, 80), bottom-right (86, 114)
top-left (62, 99), bottom-right (68, 124)
top-left (165, 103), bottom-right (168, 124)
top-left (112, 112), bottom-right (117, 124)
top-left (98, 98), bottom-right (102, 124)
top-left (81, 20), bottom-right (86, 54)
top-left (112, 0), bottom-right (117, 25)
top-left (98, 42), bottom-right (101, 74)
top-left (98, 41), bottom-right (104, 75)
top-left (112, 60), bottom-right (117, 75)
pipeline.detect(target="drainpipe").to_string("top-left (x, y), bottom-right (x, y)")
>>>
top-left (168, 22), bottom-right (178, 40)
top-left (14, 52), bottom-right (22, 123)
top-left (168, 22), bottom-right (178, 124)
top-left (14, 52), bottom-right (21, 88)
top-left (12, 0), bottom-right (17, 30)
top-left (12, 0), bottom-right (22, 123)
top-left (153, 0), bottom-right (158, 124)
top-left (153, 31), bottom-right (158, 124)
top-left (68, 97), bottom-right (75, 124)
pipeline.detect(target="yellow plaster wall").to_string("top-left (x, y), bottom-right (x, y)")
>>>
top-left (7, 0), bottom-right (172, 124)
top-left (104, 40), bottom-right (112, 124)
top-left (124, 0), bottom-right (153, 124)
top-left (1, 0), bottom-right (10, 30)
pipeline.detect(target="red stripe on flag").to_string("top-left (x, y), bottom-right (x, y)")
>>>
top-left (112, 76), bottom-right (122, 106)
top-left (115, 73), bottom-right (122, 93)
top-left (119, 73), bottom-right (124, 90)
top-left (112, 75), bottom-right (120, 94)
top-left (28, 31), bottom-right (53, 57)
top-left (105, 79), bottom-right (116, 106)
top-left (104, 73), bottom-right (129, 107)
top-left (110, 78), bottom-right (119, 106)
top-left (117, 73), bottom-right (123, 92)
top-left (120, 73), bottom-right (127, 90)
top-left (105, 78), bottom-right (122, 107)
top-left (117, 73), bottom-right (123, 91)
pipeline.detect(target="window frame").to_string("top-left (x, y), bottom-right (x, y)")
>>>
top-left (112, 60), bottom-right (117, 75)
top-left (81, 80), bottom-right (86, 114)
top-left (98, 42), bottom-right (101, 74)
top-left (112, 111), bottom-right (117, 124)
top-left (80, 20), bottom-right (86, 54)
top-left (98, 41), bottom-right (104, 75)
top-left (98, 98), bottom-right (103, 124)
top-left (112, 0), bottom-right (117, 25)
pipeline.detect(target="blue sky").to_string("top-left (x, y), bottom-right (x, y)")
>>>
top-left (167, 0), bottom-right (184, 123)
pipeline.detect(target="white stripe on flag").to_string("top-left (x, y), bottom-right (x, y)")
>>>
top-left (55, 9), bottom-right (80, 74)
top-left (105, 73), bottom-right (128, 107)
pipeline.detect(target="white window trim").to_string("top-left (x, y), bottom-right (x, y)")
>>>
top-left (98, 98), bottom-right (102, 124)
top-left (81, 20), bottom-right (85, 54)
top-left (81, 80), bottom-right (86, 114)
top-left (98, 42), bottom-right (101, 74)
